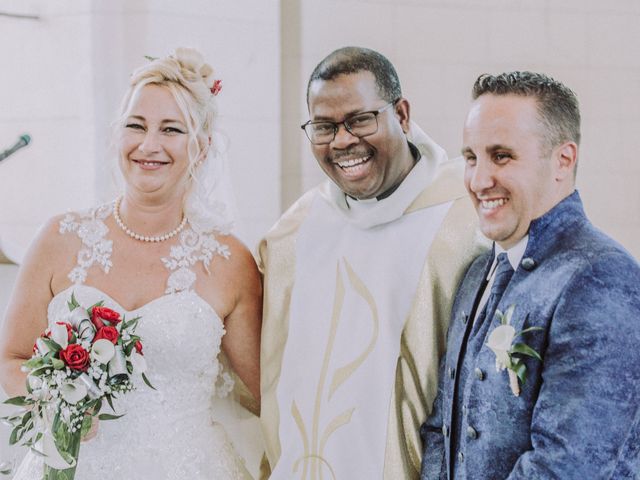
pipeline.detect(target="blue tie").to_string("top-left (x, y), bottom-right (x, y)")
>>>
top-left (471, 252), bottom-right (514, 338)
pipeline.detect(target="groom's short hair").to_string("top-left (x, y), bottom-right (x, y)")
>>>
top-left (306, 47), bottom-right (402, 105)
top-left (472, 71), bottom-right (581, 155)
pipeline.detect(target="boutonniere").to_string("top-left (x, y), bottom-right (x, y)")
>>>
top-left (486, 305), bottom-right (543, 397)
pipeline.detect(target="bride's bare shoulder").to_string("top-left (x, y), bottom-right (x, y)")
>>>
top-left (211, 233), bottom-right (260, 290)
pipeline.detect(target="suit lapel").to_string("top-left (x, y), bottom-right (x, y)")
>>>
top-left (448, 253), bottom-right (493, 368)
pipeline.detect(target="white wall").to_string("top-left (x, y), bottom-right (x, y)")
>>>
top-left (281, 0), bottom-right (640, 259)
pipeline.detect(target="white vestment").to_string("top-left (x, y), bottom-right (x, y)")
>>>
top-left (273, 158), bottom-right (451, 479)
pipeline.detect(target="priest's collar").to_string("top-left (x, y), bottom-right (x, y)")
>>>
top-left (322, 144), bottom-right (441, 229)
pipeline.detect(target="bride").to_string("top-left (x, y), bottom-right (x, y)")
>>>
top-left (0, 48), bottom-right (261, 479)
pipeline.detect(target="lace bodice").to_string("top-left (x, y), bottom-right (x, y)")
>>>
top-left (59, 202), bottom-right (231, 294)
top-left (11, 204), bottom-right (250, 479)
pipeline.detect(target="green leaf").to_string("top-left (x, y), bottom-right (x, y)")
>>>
top-left (3, 396), bottom-right (28, 407)
top-left (142, 372), bottom-right (156, 390)
top-left (51, 357), bottom-right (65, 370)
top-left (20, 411), bottom-right (32, 428)
top-left (512, 360), bottom-right (528, 385)
top-left (511, 343), bottom-right (542, 361)
top-left (513, 326), bottom-right (545, 339)
top-left (98, 413), bottom-right (125, 421)
top-left (8, 426), bottom-right (19, 445)
top-left (67, 292), bottom-right (80, 311)
top-left (9, 421), bottom-right (30, 445)
top-left (80, 415), bottom-right (93, 437)
top-left (124, 339), bottom-right (137, 357)
top-left (23, 356), bottom-right (45, 370)
top-left (1, 413), bottom-right (22, 426)
top-left (121, 316), bottom-right (141, 332)
top-left (27, 365), bottom-right (50, 378)
top-left (105, 395), bottom-right (116, 413)
top-left (40, 337), bottom-right (62, 353)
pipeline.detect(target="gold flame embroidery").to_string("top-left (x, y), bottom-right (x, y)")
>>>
top-left (292, 258), bottom-right (379, 479)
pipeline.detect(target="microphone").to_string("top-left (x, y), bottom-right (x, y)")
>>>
top-left (0, 134), bottom-right (31, 162)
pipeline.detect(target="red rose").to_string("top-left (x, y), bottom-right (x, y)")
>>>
top-left (55, 321), bottom-right (74, 341)
top-left (60, 344), bottom-right (90, 371)
top-left (134, 340), bottom-right (143, 355)
top-left (91, 306), bottom-right (121, 329)
top-left (93, 326), bottom-right (119, 344)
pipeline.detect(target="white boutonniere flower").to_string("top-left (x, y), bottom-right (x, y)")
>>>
top-left (486, 305), bottom-right (543, 396)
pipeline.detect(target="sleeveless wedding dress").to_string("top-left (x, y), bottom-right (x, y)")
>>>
top-left (12, 203), bottom-right (252, 479)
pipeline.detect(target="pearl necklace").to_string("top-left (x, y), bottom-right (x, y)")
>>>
top-left (113, 197), bottom-right (187, 243)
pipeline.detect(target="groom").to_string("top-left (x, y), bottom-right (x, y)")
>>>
top-left (420, 71), bottom-right (640, 479)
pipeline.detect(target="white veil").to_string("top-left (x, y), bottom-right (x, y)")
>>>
top-left (183, 129), bottom-right (238, 236)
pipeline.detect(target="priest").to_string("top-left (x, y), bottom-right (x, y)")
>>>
top-left (258, 46), bottom-right (486, 479)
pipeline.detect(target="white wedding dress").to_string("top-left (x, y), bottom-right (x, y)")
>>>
top-left (12, 204), bottom-right (252, 479)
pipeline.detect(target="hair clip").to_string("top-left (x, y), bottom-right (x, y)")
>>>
top-left (210, 79), bottom-right (223, 96)
top-left (144, 55), bottom-right (158, 62)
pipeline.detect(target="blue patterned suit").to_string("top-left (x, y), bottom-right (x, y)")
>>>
top-left (420, 191), bottom-right (640, 479)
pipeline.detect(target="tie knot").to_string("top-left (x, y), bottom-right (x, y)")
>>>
top-left (491, 252), bottom-right (514, 296)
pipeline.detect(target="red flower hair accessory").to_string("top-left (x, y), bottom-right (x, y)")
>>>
top-left (210, 79), bottom-right (223, 96)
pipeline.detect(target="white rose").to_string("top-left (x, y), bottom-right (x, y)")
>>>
top-left (90, 339), bottom-right (115, 364)
top-left (486, 324), bottom-right (516, 371)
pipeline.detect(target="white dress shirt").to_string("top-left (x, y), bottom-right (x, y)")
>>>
top-left (473, 235), bottom-right (529, 323)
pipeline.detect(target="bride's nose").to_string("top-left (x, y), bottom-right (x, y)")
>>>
top-left (137, 131), bottom-right (162, 154)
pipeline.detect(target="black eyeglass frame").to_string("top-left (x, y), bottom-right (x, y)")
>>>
top-left (300, 99), bottom-right (399, 145)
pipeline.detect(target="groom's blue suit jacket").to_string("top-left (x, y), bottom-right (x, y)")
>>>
top-left (421, 191), bottom-right (640, 479)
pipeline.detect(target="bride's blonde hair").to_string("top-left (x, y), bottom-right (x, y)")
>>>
top-left (115, 48), bottom-right (233, 233)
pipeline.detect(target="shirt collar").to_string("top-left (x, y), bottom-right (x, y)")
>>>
top-left (487, 235), bottom-right (529, 280)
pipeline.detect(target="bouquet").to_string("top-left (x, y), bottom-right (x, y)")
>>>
top-left (2, 293), bottom-right (153, 479)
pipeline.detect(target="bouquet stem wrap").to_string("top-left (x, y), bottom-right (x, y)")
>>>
top-left (43, 411), bottom-right (81, 480)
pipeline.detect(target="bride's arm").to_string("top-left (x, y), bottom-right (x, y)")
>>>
top-left (218, 237), bottom-right (263, 404)
top-left (0, 218), bottom-right (62, 397)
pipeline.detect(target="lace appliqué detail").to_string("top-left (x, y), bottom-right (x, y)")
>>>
top-left (59, 204), bottom-right (113, 284)
top-left (162, 226), bottom-right (231, 294)
top-left (216, 370), bottom-right (235, 398)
